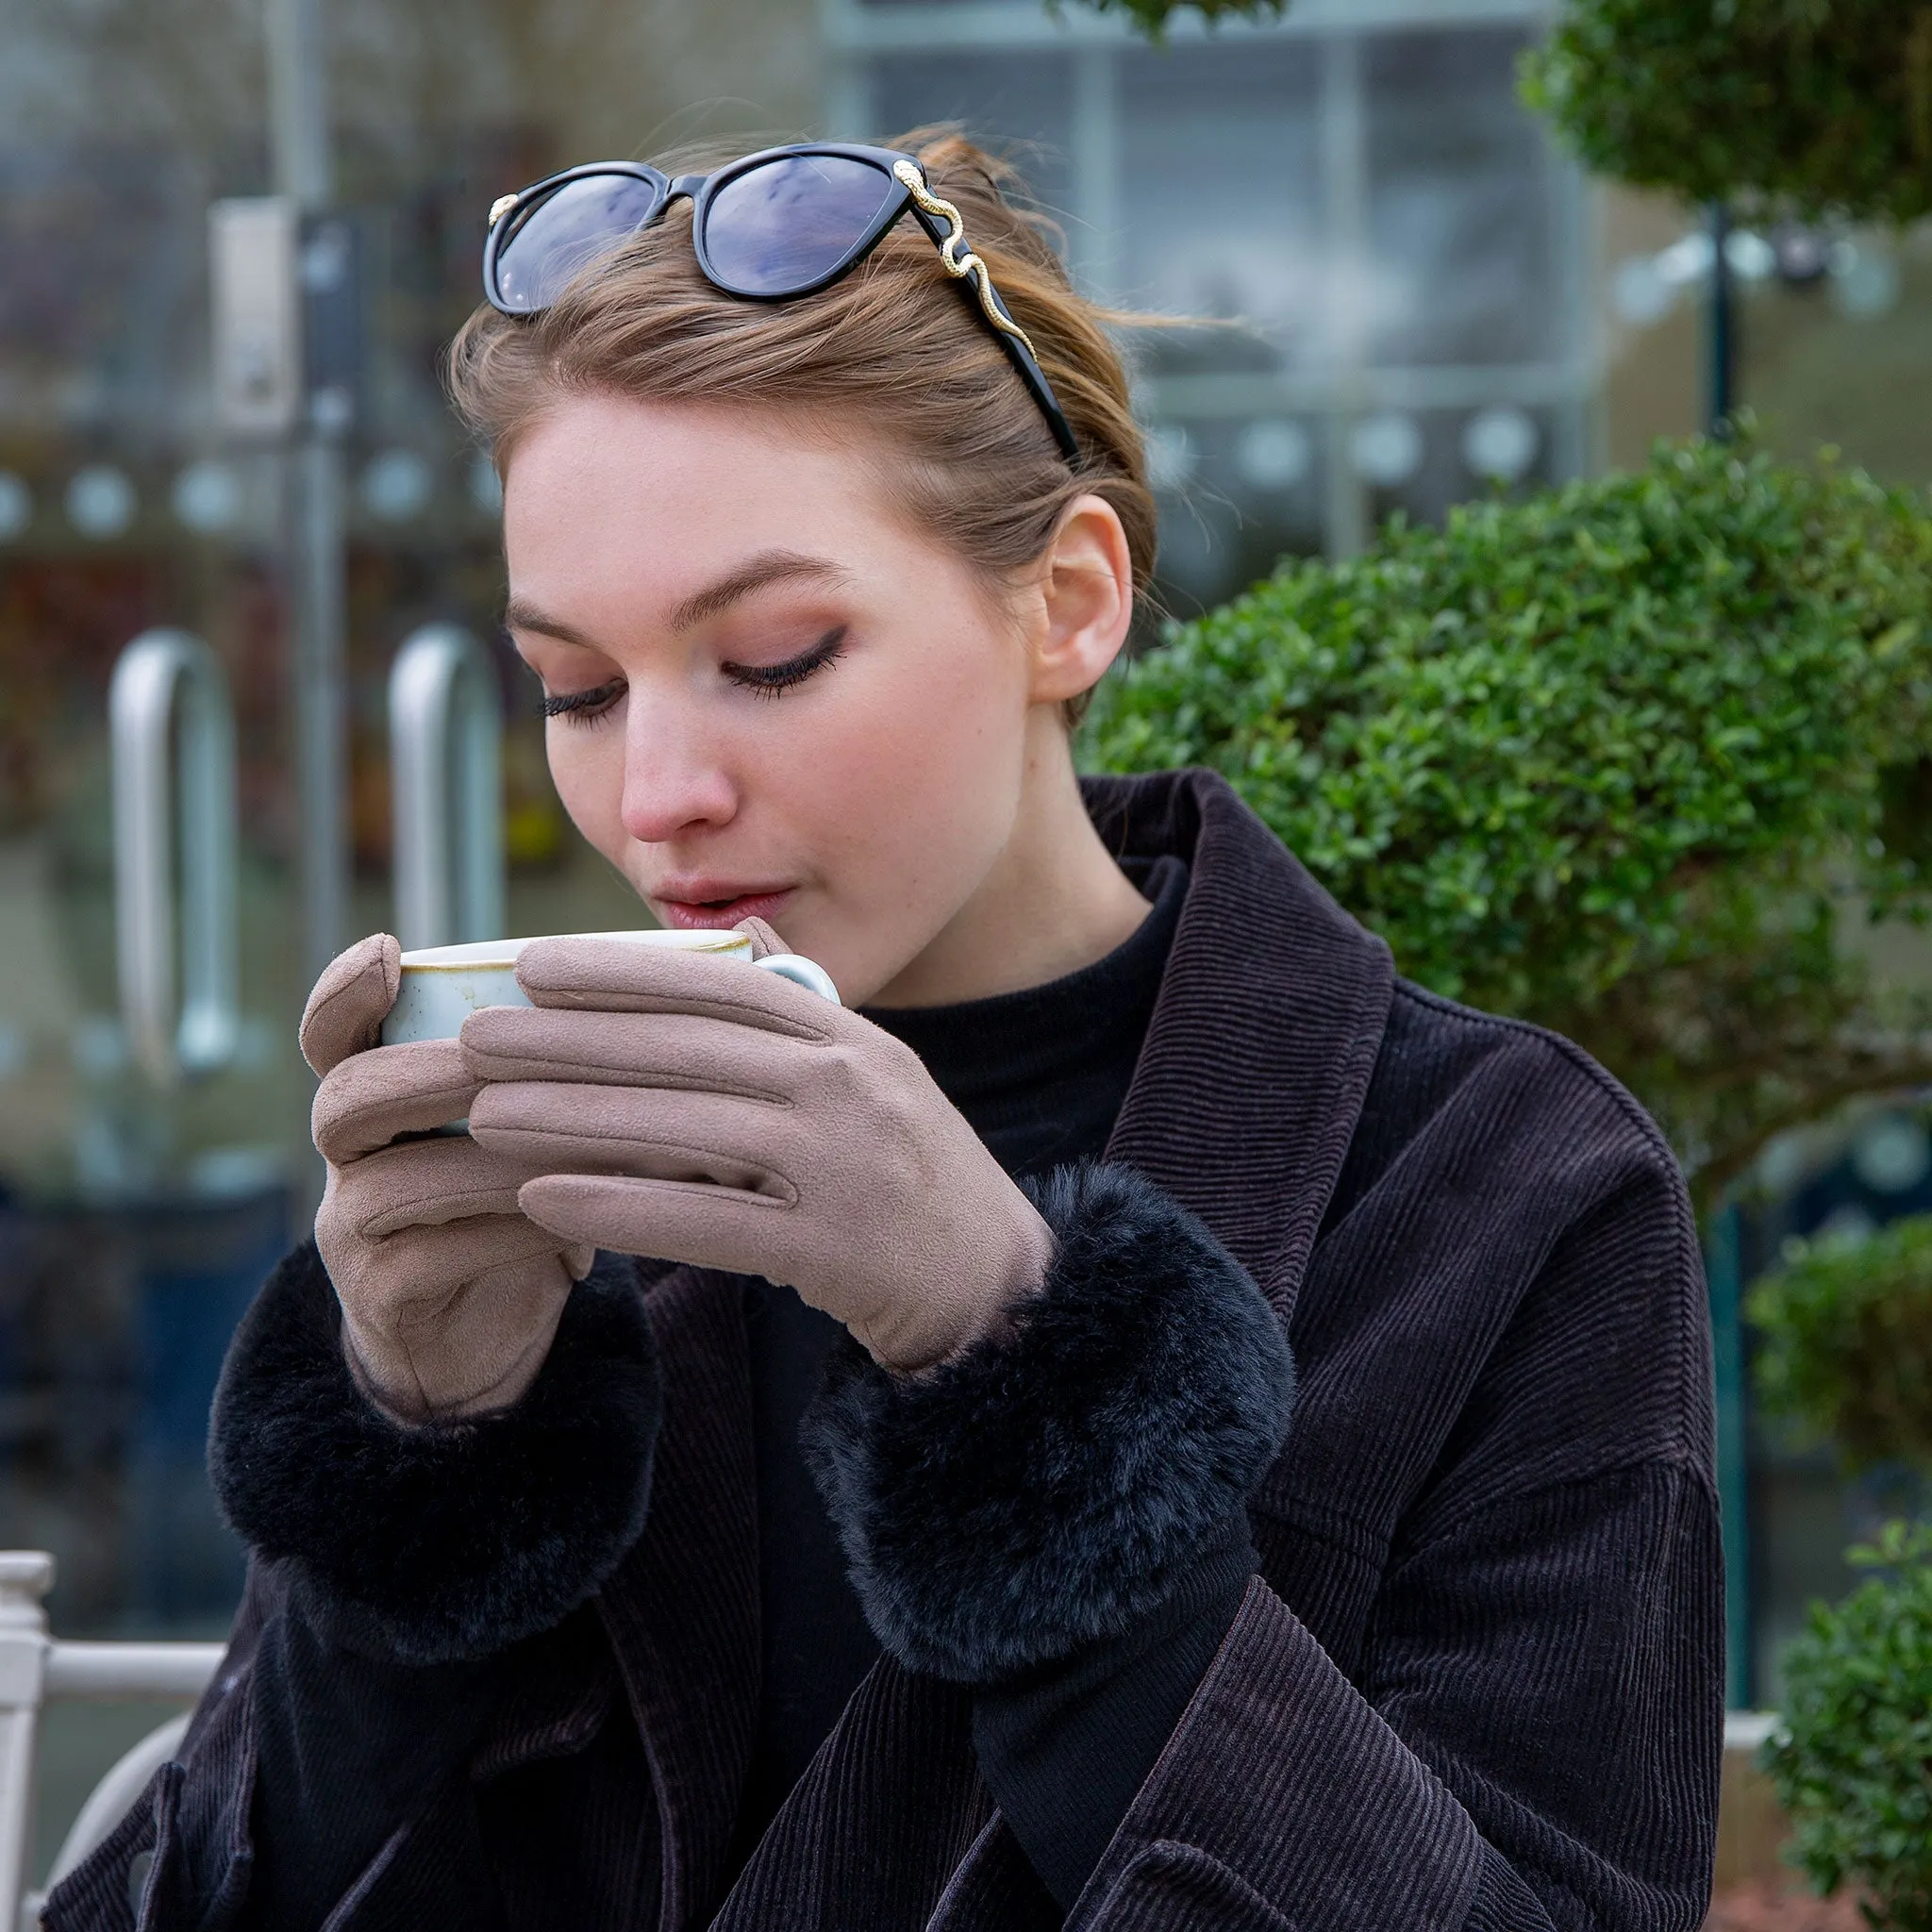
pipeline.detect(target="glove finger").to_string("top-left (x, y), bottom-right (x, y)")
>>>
top-left (469, 1081), bottom-right (796, 1198)
top-left (514, 937), bottom-right (833, 1040)
top-left (460, 1005), bottom-right (802, 1102)
top-left (732, 916), bottom-right (787, 960)
top-left (313, 1039), bottom-right (481, 1163)
top-left (520, 1172), bottom-right (801, 1283)
top-left (324, 1134), bottom-right (536, 1241)
top-left (345, 1212), bottom-right (578, 1307)
top-left (300, 934), bottom-right (402, 1075)
top-left (523, 1175), bottom-right (986, 1371)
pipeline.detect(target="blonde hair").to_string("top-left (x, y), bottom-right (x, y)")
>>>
top-left (446, 131), bottom-right (1157, 617)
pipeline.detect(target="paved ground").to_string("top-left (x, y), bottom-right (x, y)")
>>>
top-left (1706, 1883), bottom-right (1867, 1930)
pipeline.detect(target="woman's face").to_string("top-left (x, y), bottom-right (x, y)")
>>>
top-left (502, 392), bottom-right (1090, 1006)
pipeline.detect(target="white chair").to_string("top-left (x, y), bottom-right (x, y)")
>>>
top-left (0, 1554), bottom-right (225, 1929)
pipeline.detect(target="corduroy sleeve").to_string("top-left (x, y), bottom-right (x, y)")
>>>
top-left (1050, 1132), bottom-right (1724, 1932)
top-left (1064, 1458), bottom-right (1722, 1930)
top-left (42, 1568), bottom-right (267, 1932)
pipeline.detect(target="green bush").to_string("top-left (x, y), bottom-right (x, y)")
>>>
top-left (1082, 434), bottom-right (1932, 1209)
top-left (1749, 1213), bottom-right (1932, 1469)
top-left (1521, 0), bottom-right (1932, 225)
top-left (1763, 1520), bottom-right (1932, 1929)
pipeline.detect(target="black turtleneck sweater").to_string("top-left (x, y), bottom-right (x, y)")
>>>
top-left (738, 856), bottom-right (1248, 1909)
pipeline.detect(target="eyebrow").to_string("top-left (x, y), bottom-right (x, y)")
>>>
top-left (503, 550), bottom-right (853, 650)
top-left (667, 551), bottom-right (853, 633)
top-left (502, 597), bottom-right (598, 648)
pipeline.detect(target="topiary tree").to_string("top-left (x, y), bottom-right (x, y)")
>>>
top-left (1762, 1519), bottom-right (1932, 1930)
top-left (1059, 0), bottom-right (1283, 37)
top-left (1083, 432), bottom-right (1932, 1215)
top-left (1521, 0), bottom-right (1932, 225)
top-left (1749, 1213), bottom-right (1932, 1469)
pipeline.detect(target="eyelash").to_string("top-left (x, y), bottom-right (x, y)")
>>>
top-left (541, 678), bottom-right (625, 724)
top-left (538, 625), bottom-right (847, 726)
top-left (723, 625), bottom-right (847, 700)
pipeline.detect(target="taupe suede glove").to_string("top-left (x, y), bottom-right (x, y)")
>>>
top-left (303, 934), bottom-right (595, 1422)
top-left (461, 936), bottom-right (1056, 1372)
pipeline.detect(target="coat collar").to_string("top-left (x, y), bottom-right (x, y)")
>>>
top-left (1088, 768), bottom-right (1394, 1324)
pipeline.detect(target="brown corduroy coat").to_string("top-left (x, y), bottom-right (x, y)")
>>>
top-left (49, 768), bottom-right (1723, 1931)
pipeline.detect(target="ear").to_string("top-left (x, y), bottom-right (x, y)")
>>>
top-left (1026, 495), bottom-right (1135, 707)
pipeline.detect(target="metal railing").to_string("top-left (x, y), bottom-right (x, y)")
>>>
top-left (389, 625), bottom-right (505, 951)
top-left (0, 1555), bottom-right (224, 1928)
top-left (109, 630), bottom-right (240, 1088)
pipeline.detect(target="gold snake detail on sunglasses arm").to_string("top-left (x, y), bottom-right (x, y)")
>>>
top-left (893, 162), bottom-right (1041, 358)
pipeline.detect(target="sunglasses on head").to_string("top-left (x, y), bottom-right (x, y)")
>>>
top-left (482, 142), bottom-right (1080, 464)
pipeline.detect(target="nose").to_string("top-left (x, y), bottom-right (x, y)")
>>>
top-left (617, 694), bottom-right (740, 845)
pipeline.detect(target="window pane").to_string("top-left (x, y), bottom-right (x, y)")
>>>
top-left (868, 53), bottom-right (1074, 218)
top-left (1118, 42), bottom-right (1324, 375)
top-left (1364, 27), bottom-right (1561, 368)
top-left (1356, 404), bottom-right (1560, 530)
top-left (1146, 414), bottom-right (1326, 615)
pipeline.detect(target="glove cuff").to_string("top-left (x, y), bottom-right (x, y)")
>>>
top-left (208, 1241), bottom-right (661, 1664)
top-left (801, 1161), bottom-right (1294, 1682)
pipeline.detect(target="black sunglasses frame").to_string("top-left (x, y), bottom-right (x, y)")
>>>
top-left (482, 143), bottom-right (1079, 463)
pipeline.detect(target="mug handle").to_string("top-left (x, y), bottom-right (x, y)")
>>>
top-left (755, 953), bottom-right (841, 1005)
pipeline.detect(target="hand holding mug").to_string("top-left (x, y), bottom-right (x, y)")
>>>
top-left (304, 934), bottom-right (596, 1422)
top-left (461, 936), bottom-right (1056, 1373)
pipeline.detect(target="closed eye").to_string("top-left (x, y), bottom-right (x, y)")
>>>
top-left (541, 676), bottom-right (625, 723)
top-left (723, 625), bottom-right (846, 699)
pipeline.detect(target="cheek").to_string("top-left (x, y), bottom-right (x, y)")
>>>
top-left (543, 723), bottom-right (628, 857)
top-left (789, 612), bottom-right (1029, 894)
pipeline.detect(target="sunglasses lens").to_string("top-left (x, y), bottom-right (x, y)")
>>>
top-left (494, 174), bottom-right (662, 312)
top-left (703, 154), bottom-right (897, 295)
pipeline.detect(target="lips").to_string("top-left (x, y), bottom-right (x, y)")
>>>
top-left (653, 886), bottom-right (796, 931)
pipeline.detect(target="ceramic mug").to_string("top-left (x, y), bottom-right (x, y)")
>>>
top-left (379, 928), bottom-right (840, 1048)
top-left (380, 927), bottom-right (841, 1051)
top-left (379, 930), bottom-right (838, 1132)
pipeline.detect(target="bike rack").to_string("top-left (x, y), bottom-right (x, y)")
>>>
top-left (109, 630), bottom-right (240, 1087)
top-left (389, 625), bottom-right (505, 951)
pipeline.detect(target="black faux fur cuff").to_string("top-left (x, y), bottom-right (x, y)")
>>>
top-left (801, 1162), bottom-right (1294, 1683)
top-left (208, 1241), bottom-right (661, 1665)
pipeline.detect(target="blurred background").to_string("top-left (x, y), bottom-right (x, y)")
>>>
top-left (2, 0), bottom-right (1929, 1848)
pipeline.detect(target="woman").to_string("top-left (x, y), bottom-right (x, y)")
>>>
top-left (50, 133), bottom-right (1721, 1931)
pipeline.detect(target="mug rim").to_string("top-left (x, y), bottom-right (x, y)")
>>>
top-left (397, 929), bottom-right (752, 970)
